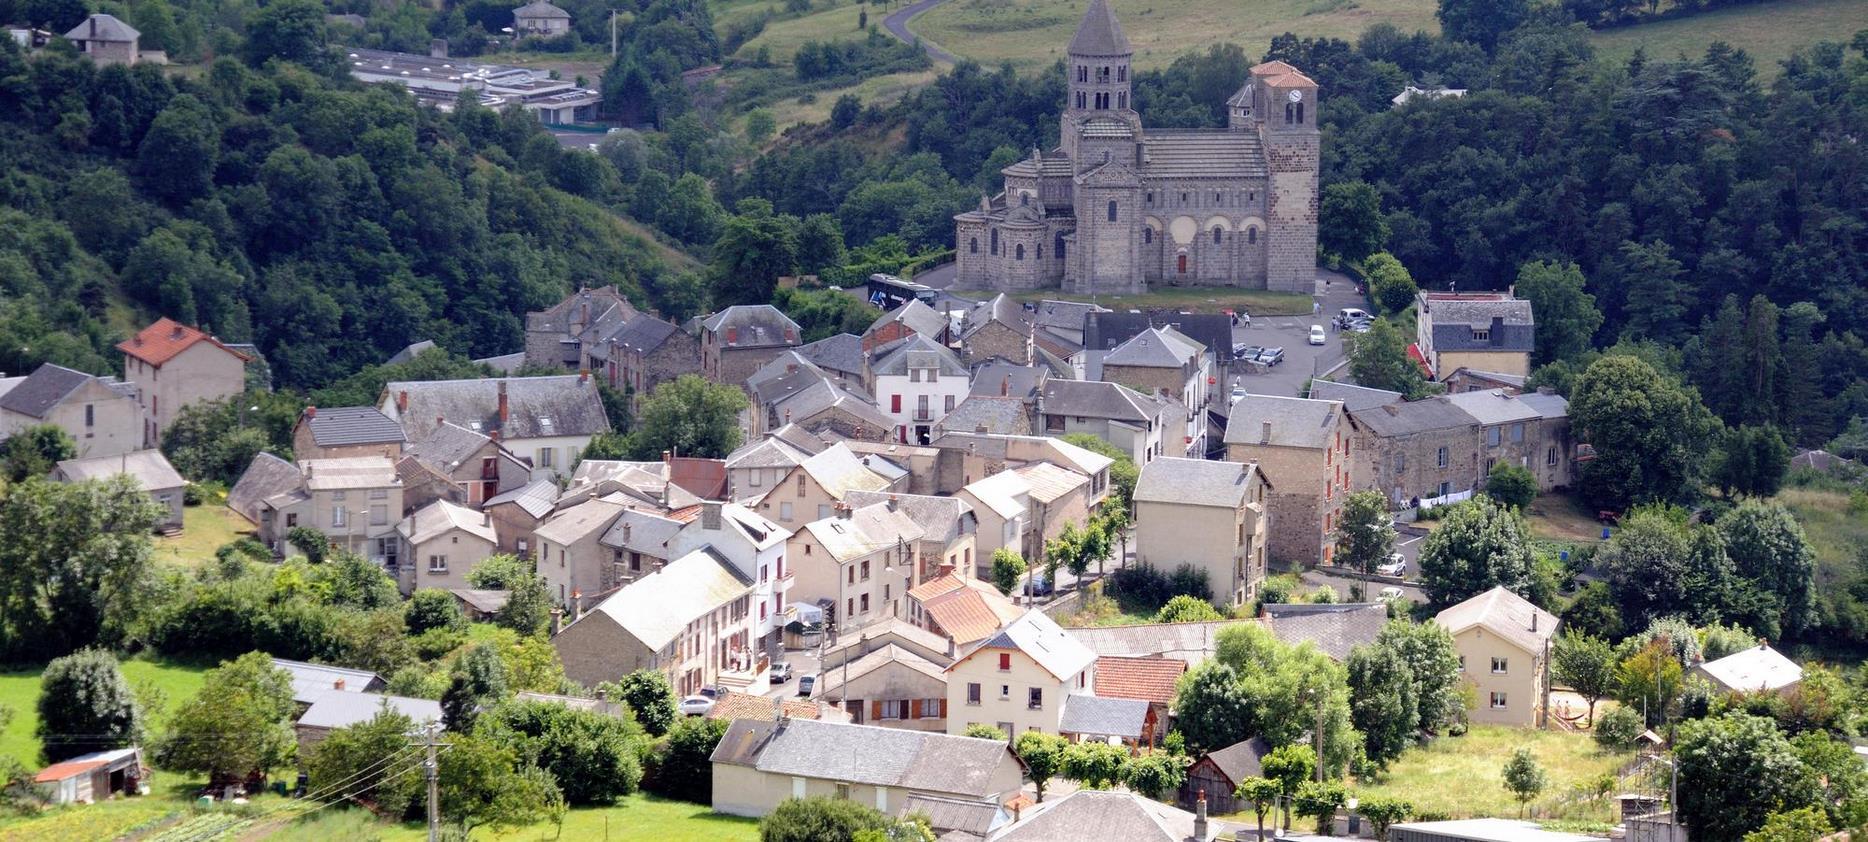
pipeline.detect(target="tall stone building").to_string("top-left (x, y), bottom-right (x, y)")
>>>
top-left (953, 0), bottom-right (1320, 294)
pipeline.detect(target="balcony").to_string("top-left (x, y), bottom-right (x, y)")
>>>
top-left (913, 409), bottom-right (934, 422)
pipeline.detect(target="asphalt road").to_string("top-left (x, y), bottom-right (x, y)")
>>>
top-left (881, 0), bottom-right (961, 64)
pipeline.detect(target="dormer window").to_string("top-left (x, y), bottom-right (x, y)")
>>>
top-left (1472, 329), bottom-right (1489, 342)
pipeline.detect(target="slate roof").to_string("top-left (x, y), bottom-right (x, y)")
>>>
top-left (872, 334), bottom-right (968, 378)
top-left (772, 378), bottom-right (893, 434)
top-left (989, 790), bottom-right (1215, 842)
top-left (961, 610), bottom-right (1095, 682)
top-left (1423, 295), bottom-right (1535, 353)
top-left (970, 363), bottom-right (1048, 399)
top-left (396, 499), bottom-right (497, 546)
top-left (534, 498), bottom-right (625, 546)
top-left (1011, 461), bottom-right (1086, 504)
top-left (1435, 586), bottom-right (1558, 655)
top-left (803, 503), bottom-right (925, 564)
top-left (820, 617), bottom-right (955, 669)
top-left (297, 692), bottom-right (440, 730)
top-left (701, 305), bottom-right (801, 348)
top-left (384, 340), bottom-right (436, 366)
top-left (937, 397), bottom-right (1031, 436)
top-left (475, 352), bottom-right (526, 373)
top-left (1040, 379), bottom-right (1163, 423)
top-left (483, 477), bottom-right (558, 519)
top-left (385, 376), bottom-right (609, 442)
top-left (1202, 736), bottom-right (1272, 784)
top-left (711, 718), bottom-right (1016, 799)
top-left (1033, 300), bottom-right (1106, 334)
top-left (0, 363), bottom-right (100, 418)
top-left (299, 456), bottom-right (399, 491)
top-left (1059, 694), bottom-right (1149, 739)
top-left (1133, 457), bottom-right (1257, 507)
top-left (228, 452), bottom-right (307, 523)
top-left (271, 658), bottom-right (385, 705)
top-left (449, 589), bottom-right (510, 615)
top-left (868, 299), bottom-right (950, 343)
top-left (959, 469), bottom-right (1029, 520)
top-left (1223, 395), bottom-right (1342, 449)
top-left (1515, 391), bottom-right (1570, 420)
top-left (514, 0), bottom-right (571, 19)
top-left (844, 491), bottom-right (975, 544)
top-left (1093, 656), bottom-right (1185, 707)
top-left (1347, 396), bottom-right (1479, 438)
top-left (1445, 389), bottom-right (1543, 427)
top-left (815, 644), bottom-right (948, 698)
top-left (572, 547), bottom-right (751, 650)
top-left (1064, 620), bottom-right (1237, 666)
top-left (605, 315), bottom-right (680, 354)
top-left (1143, 130), bottom-right (1268, 180)
top-left (902, 794), bottom-right (1006, 837)
top-left (799, 444), bottom-right (894, 499)
top-left (1083, 310), bottom-right (1232, 358)
top-left (796, 333), bottom-right (867, 378)
top-left (304, 406), bottom-right (407, 448)
top-left (1067, 0), bottom-right (1130, 55)
top-left (117, 318), bottom-right (250, 366)
top-left (726, 436), bottom-right (814, 471)
top-left (1308, 380), bottom-right (1402, 412)
top-left (1693, 644), bottom-right (1803, 692)
top-left (1262, 602), bottom-right (1389, 662)
top-left (961, 295), bottom-right (1031, 339)
top-left (65, 13), bottom-right (139, 42)
top-left (1102, 326), bottom-right (1204, 369)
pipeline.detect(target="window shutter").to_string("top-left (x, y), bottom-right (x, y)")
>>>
top-left (871, 700), bottom-right (883, 721)
top-left (939, 698), bottom-right (948, 718)
top-left (910, 699), bottom-right (922, 719)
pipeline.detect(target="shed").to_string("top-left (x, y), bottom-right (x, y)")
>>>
top-left (33, 747), bottom-right (145, 805)
top-left (1177, 736), bottom-right (1271, 814)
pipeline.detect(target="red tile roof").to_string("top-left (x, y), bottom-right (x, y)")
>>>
top-left (1093, 656), bottom-right (1187, 707)
top-left (117, 317), bottom-right (253, 367)
top-left (33, 757), bottom-right (108, 783)
top-left (922, 589), bottom-right (1007, 647)
top-left (706, 691), bottom-right (844, 722)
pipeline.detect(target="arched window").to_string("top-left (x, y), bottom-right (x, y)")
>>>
top-left (990, 229), bottom-right (999, 255)
top-left (1036, 244), bottom-right (1043, 259)
top-left (1019, 193), bottom-right (1029, 206)
top-left (1015, 244), bottom-right (1025, 260)
top-left (1078, 65), bottom-right (1087, 82)
top-left (1117, 92), bottom-right (1127, 110)
top-left (1117, 65), bottom-right (1126, 82)
top-left (1106, 201), bottom-right (1117, 222)
top-left (1055, 233), bottom-right (1066, 260)
top-left (969, 237), bottom-right (978, 254)
top-left (1212, 227), bottom-right (1223, 245)
top-left (1247, 227), bottom-right (1258, 244)
top-left (1296, 103), bottom-right (1304, 124)
top-left (1076, 92), bottom-right (1085, 109)
top-left (1143, 228), bottom-right (1153, 244)
top-left (1285, 102), bottom-right (1294, 124)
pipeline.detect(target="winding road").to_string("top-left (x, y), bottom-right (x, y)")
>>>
top-left (881, 0), bottom-right (961, 64)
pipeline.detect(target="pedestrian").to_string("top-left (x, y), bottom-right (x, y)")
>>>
top-left (1312, 301), bottom-right (1320, 316)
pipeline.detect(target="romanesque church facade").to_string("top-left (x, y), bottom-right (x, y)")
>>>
top-left (953, 0), bottom-right (1321, 295)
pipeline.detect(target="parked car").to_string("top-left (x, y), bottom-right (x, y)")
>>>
top-left (1378, 586), bottom-right (1405, 602)
top-left (1308, 325), bottom-right (1327, 345)
top-left (1347, 319), bottom-right (1373, 333)
top-left (1256, 347), bottom-right (1285, 366)
top-left (1376, 554), bottom-right (1406, 577)
top-left (696, 685), bottom-right (719, 699)
top-left (1028, 573), bottom-right (1054, 597)
top-left (1233, 343), bottom-right (1263, 361)
top-left (797, 674), bottom-right (817, 697)
top-left (769, 662), bottom-right (793, 684)
top-left (678, 695), bottom-right (716, 716)
top-left (1338, 308), bottom-right (1372, 323)
top-left (1229, 385), bottom-right (1247, 403)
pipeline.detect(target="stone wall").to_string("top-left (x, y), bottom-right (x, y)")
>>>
top-left (1354, 426), bottom-right (1484, 506)
top-left (1264, 133), bottom-right (1319, 293)
top-left (962, 323), bottom-right (1029, 367)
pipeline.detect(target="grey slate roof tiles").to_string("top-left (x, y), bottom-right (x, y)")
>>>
top-left (0, 363), bottom-right (92, 418)
top-left (306, 406), bottom-right (407, 448)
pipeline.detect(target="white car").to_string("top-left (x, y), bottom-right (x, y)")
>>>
top-left (1376, 554), bottom-right (1406, 578)
top-left (1308, 325), bottom-right (1327, 346)
top-left (1378, 586), bottom-right (1406, 602)
top-left (678, 695), bottom-right (716, 716)
top-left (1229, 385), bottom-right (1247, 404)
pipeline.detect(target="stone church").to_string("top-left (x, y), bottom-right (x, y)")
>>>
top-left (953, 0), bottom-right (1321, 295)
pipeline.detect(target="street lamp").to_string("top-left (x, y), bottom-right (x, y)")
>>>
top-left (1345, 795), bottom-right (1360, 837)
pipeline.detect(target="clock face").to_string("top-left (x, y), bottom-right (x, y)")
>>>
top-left (1287, 89), bottom-right (1303, 102)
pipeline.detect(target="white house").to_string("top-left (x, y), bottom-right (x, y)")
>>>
top-left (667, 501), bottom-right (793, 666)
top-left (945, 609), bottom-right (1096, 737)
top-left (868, 335), bottom-right (970, 446)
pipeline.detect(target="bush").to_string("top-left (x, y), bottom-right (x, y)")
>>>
top-left (1593, 705), bottom-right (1643, 749)
top-left (1108, 563), bottom-right (1212, 611)
top-left (37, 649), bottom-right (142, 763)
top-left (760, 796), bottom-right (895, 842)
top-left (479, 699), bottom-right (645, 806)
top-left (1486, 462), bottom-right (1537, 510)
top-left (406, 588), bottom-right (468, 635)
top-left (648, 716), bottom-right (728, 804)
top-left (607, 669), bottom-right (678, 737)
top-left (1122, 752), bottom-right (1187, 799)
top-left (962, 724), bottom-right (1007, 741)
top-left (287, 526), bottom-right (328, 562)
top-left (1154, 594), bottom-right (1224, 623)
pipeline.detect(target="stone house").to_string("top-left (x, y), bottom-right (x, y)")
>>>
top-left (1035, 378), bottom-right (1174, 464)
top-left (0, 362), bottom-right (142, 459)
top-left (396, 421), bottom-right (531, 511)
top-left (1083, 311), bottom-right (1233, 368)
top-left (664, 501), bottom-right (793, 664)
top-left (118, 318), bottom-right (251, 449)
top-left (513, 0), bottom-right (571, 35)
top-left (868, 335), bottom-right (970, 445)
top-left (1345, 395), bottom-right (1484, 507)
top-left (725, 426), bottom-right (823, 502)
top-left (1446, 388), bottom-right (1574, 491)
top-left (291, 406), bottom-right (406, 461)
top-left (1012, 461), bottom-right (1093, 560)
top-left (755, 442), bottom-right (898, 532)
top-left (700, 305), bottom-right (802, 386)
top-left (52, 450), bottom-right (185, 533)
top-left (862, 299), bottom-right (953, 353)
top-left (522, 286), bottom-right (637, 372)
top-left (840, 440), bottom-right (941, 496)
top-left (481, 478), bottom-right (557, 558)
top-left (937, 396), bottom-right (1035, 438)
top-left (228, 455), bottom-right (403, 560)
top-left (586, 314), bottom-right (700, 408)
top-left (63, 14), bottom-right (138, 65)
top-left (1095, 326), bottom-right (1211, 456)
top-left (1415, 291), bottom-right (1535, 381)
top-left (767, 378), bottom-right (894, 442)
top-left (957, 295), bottom-right (1033, 366)
top-left (379, 375), bottom-right (609, 481)
top-left (1223, 395), bottom-right (1351, 566)
top-left (394, 499), bottom-right (499, 594)
top-left (1132, 457), bottom-right (1269, 608)
top-left (709, 718), bottom-right (1023, 821)
top-left (815, 645), bottom-right (951, 731)
top-left (554, 546), bottom-right (759, 695)
top-left (1033, 300), bottom-right (1107, 347)
top-left (788, 502), bottom-right (923, 630)
top-left (944, 610), bottom-right (1096, 737)
top-left (534, 498), bottom-right (627, 611)
top-left (929, 432), bottom-right (1112, 504)
top-left (795, 333), bottom-right (868, 387)
top-left (597, 507), bottom-right (687, 587)
top-left (1436, 586), bottom-right (1558, 727)
top-left (845, 490), bottom-right (977, 584)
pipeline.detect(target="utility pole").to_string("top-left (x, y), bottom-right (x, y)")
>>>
top-left (424, 721), bottom-right (441, 842)
top-left (610, 10), bottom-right (618, 57)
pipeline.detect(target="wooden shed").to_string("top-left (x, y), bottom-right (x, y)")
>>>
top-left (1176, 736), bottom-right (1271, 815)
top-left (33, 747), bottom-right (145, 805)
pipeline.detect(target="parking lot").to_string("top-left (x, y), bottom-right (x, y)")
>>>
top-left (1222, 269), bottom-right (1364, 403)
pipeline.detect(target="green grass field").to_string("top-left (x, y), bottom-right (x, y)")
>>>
top-left (152, 504), bottom-right (251, 569)
top-left (1775, 487), bottom-right (1868, 585)
top-left (1346, 726), bottom-right (1633, 824)
top-left (1008, 286), bottom-right (1313, 316)
top-left (1589, 0), bottom-right (1868, 72)
top-left (374, 793), bottom-right (760, 841)
top-left (0, 657), bottom-right (211, 769)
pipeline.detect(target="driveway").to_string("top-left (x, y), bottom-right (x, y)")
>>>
top-left (882, 0), bottom-right (960, 64)
top-left (1221, 268), bottom-right (1371, 402)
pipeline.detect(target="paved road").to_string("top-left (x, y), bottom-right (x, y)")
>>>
top-left (882, 0), bottom-right (961, 64)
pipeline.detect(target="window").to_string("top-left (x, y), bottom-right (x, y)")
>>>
top-left (796, 474), bottom-right (806, 496)
top-left (1027, 688), bottom-right (1043, 710)
top-left (1395, 453), bottom-right (1406, 473)
top-left (1490, 692), bottom-right (1508, 709)
top-left (1297, 102), bottom-right (1304, 123)
top-left (1487, 427), bottom-right (1502, 447)
top-left (1459, 655), bottom-right (1466, 670)
top-left (779, 502), bottom-right (793, 521)
top-left (333, 491), bottom-right (347, 502)
top-left (921, 698), bottom-right (942, 718)
top-left (1491, 657), bottom-right (1509, 674)
top-left (1212, 227), bottom-right (1223, 245)
top-left (1015, 244), bottom-right (1024, 260)
top-left (836, 783), bottom-right (851, 800)
top-left (1547, 446), bottom-right (1558, 466)
top-left (998, 685), bottom-right (1010, 700)
top-left (1285, 102), bottom-right (1294, 124)
top-left (331, 507), bottom-right (348, 528)
top-left (428, 555), bottom-right (448, 573)
top-left (1117, 92), bottom-right (1127, 109)
top-left (1472, 328), bottom-right (1489, 341)
top-left (881, 700), bottom-right (906, 719)
top-left (969, 237), bottom-right (978, 254)
top-left (1436, 446), bottom-right (1449, 468)
top-left (85, 404), bottom-right (93, 427)
top-left (369, 488), bottom-right (387, 500)
top-left (1117, 65), bottom-right (1126, 82)
top-left (749, 469), bottom-right (762, 488)
top-left (1143, 228), bottom-right (1152, 244)
top-left (945, 395), bottom-right (956, 412)
top-left (536, 447), bottom-right (554, 468)
top-left (847, 597), bottom-right (854, 617)
top-left (1055, 233), bottom-right (1067, 260)
top-left (847, 565), bottom-right (855, 585)
top-left (1076, 91), bottom-right (1086, 109)
top-left (370, 505), bottom-right (388, 526)
top-left (1247, 227), bottom-right (1258, 244)
top-left (1077, 65), bottom-right (1086, 82)
top-left (967, 683), bottom-right (982, 705)
top-left (860, 560), bottom-right (870, 581)
top-left (991, 229), bottom-right (999, 255)
top-left (1107, 201), bottom-right (1117, 222)
top-left (998, 653), bottom-right (1012, 671)
top-left (1511, 423), bottom-right (1525, 443)
top-left (1097, 65), bottom-right (1109, 82)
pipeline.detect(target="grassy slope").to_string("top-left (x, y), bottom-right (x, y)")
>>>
top-left (717, 0), bottom-right (940, 133)
top-left (1588, 0), bottom-right (1868, 71)
top-left (0, 657), bottom-right (211, 768)
top-left (1775, 487), bottom-right (1868, 586)
top-left (1346, 726), bottom-right (1633, 823)
top-left (152, 504), bottom-right (252, 569)
top-left (376, 793), bottom-right (760, 841)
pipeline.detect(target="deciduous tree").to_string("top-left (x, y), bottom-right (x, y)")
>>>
top-left (1416, 497), bottom-right (1535, 607)
top-left (1501, 747), bottom-right (1547, 816)
top-left (1013, 731), bottom-right (1066, 802)
top-left (1335, 490), bottom-right (1395, 575)
top-left (153, 652), bottom-right (296, 785)
top-left (36, 649), bottom-right (142, 762)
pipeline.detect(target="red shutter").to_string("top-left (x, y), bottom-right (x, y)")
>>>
top-left (940, 698), bottom-right (948, 718)
top-left (910, 699), bottom-right (922, 719)
top-left (871, 700), bottom-right (883, 721)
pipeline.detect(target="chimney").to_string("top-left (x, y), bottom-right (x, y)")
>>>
top-left (1001, 375), bottom-right (1010, 396)
top-left (937, 561), bottom-right (955, 579)
top-left (1531, 612), bottom-right (1538, 633)
top-left (482, 511), bottom-right (490, 527)
top-left (1260, 420), bottom-right (1272, 444)
top-left (623, 522), bottom-right (632, 543)
top-left (784, 409), bottom-right (792, 424)
top-left (662, 450), bottom-right (672, 465)
top-left (702, 501), bottom-right (723, 531)
top-left (1194, 791), bottom-right (1208, 840)
top-left (171, 324), bottom-right (185, 340)
top-left (90, 16), bottom-right (96, 36)
top-left (397, 390), bottom-right (409, 413)
top-left (497, 381), bottom-right (510, 425)
top-left (887, 494), bottom-right (899, 512)
top-left (1490, 315), bottom-right (1505, 346)
top-left (429, 38), bottom-right (448, 58)
top-left (333, 678), bottom-right (346, 691)
top-left (836, 502), bottom-right (852, 519)
top-left (572, 590), bottom-right (584, 621)
top-left (549, 607), bottom-right (563, 635)
top-left (306, 406), bottom-right (317, 419)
